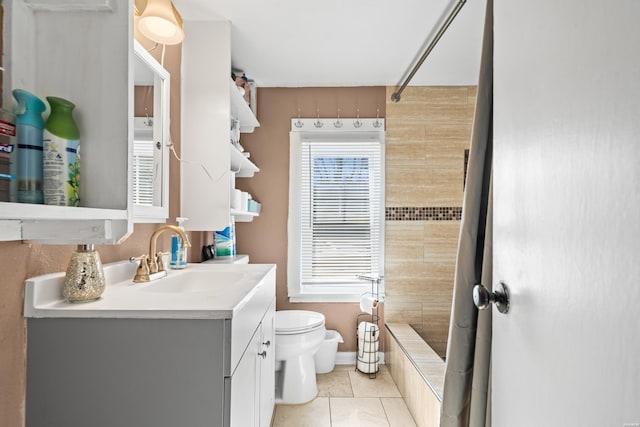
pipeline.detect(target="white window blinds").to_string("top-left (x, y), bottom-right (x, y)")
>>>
top-left (132, 139), bottom-right (155, 206)
top-left (289, 133), bottom-right (384, 301)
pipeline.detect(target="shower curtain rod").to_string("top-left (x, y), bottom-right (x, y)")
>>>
top-left (391, 0), bottom-right (467, 103)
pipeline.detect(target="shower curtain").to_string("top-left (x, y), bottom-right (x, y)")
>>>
top-left (440, 0), bottom-right (493, 426)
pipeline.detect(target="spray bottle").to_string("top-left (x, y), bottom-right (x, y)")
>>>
top-left (214, 216), bottom-right (235, 259)
top-left (170, 217), bottom-right (189, 269)
top-left (43, 96), bottom-right (80, 206)
top-left (0, 66), bottom-right (17, 202)
top-left (13, 89), bottom-right (46, 204)
top-left (0, 106), bottom-right (17, 202)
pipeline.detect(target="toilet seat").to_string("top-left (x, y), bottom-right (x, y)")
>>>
top-left (276, 310), bottom-right (325, 335)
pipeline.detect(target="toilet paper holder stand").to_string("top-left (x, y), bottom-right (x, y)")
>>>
top-left (356, 274), bottom-right (382, 311)
top-left (356, 274), bottom-right (383, 378)
top-left (356, 274), bottom-right (382, 322)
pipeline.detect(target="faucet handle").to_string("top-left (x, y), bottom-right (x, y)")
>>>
top-left (155, 252), bottom-right (170, 272)
top-left (130, 255), bottom-right (150, 283)
top-left (130, 255), bottom-right (146, 264)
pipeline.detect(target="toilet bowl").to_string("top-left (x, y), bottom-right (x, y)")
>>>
top-left (275, 310), bottom-right (326, 404)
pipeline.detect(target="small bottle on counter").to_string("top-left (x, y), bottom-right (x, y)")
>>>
top-left (170, 217), bottom-right (188, 269)
top-left (214, 216), bottom-right (235, 259)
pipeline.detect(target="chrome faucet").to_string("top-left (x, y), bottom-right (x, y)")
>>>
top-left (131, 225), bottom-right (191, 283)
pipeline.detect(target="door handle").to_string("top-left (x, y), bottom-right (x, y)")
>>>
top-left (473, 281), bottom-right (510, 314)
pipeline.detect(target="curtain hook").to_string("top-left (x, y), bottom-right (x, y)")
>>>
top-left (143, 108), bottom-right (153, 127)
top-left (314, 108), bottom-right (323, 128)
top-left (294, 107), bottom-right (304, 128)
top-left (353, 108), bottom-right (362, 128)
top-left (373, 108), bottom-right (382, 128)
top-left (334, 108), bottom-right (343, 128)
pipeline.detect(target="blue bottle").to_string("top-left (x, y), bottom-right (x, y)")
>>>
top-left (13, 89), bottom-right (46, 204)
top-left (169, 217), bottom-right (188, 269)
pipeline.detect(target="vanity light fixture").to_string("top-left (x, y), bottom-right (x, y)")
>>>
top-left (138, 0), bottom-right (184, 45)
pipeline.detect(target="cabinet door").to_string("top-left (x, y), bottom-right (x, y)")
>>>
top-left (229, 326), bottom-right (260, 427)
top-left (259, 302), bottom-right (276, 427)
top-left (180, 21), bottom-right (231, 231)
top-left (1, 0), bottom-right (133, 243)
top-left (132, 41), bottom-right (170, 224)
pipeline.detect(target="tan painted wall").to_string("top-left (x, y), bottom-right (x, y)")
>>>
top-left (384, 86), bottom-right (477, 357)
top-left (234, 87), bottom-right (387, 353)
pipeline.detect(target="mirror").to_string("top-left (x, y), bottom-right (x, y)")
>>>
top-left (132, 40), bottom-right (170, 223)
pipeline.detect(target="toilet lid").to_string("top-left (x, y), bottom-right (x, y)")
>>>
top-left (276, 310), bottom-right (325, 334)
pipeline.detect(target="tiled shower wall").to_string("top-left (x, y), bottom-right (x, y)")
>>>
top-left (384, 86), bottom-right (477, 357)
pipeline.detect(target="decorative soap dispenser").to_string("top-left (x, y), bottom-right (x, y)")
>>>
top-left (62, 244), bottom-right (106, 303)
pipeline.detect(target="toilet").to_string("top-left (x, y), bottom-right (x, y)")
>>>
top-left (274, 310), bottom-right (326, 404)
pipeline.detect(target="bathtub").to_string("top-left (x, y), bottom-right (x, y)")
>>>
top-left (384, 323), bottom-right (445, 427)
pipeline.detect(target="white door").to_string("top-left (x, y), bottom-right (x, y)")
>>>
top-left (493, 0), bottom-right (640, 426)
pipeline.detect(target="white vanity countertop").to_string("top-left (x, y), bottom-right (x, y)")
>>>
top-left (24, 261), bottom-right (276, 320)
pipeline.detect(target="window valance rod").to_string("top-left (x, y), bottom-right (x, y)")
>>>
top-left (391, 0), bottom-right (467, 103)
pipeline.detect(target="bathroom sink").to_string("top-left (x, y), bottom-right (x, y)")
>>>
top-left (140, 270), bottom-right (248, 294)
top-left (24, 261), bottom-right (276, 319)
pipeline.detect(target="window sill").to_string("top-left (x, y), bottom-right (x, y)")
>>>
top-left (289, 293), bottom-right (385, 304)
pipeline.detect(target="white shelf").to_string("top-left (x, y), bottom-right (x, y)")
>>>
top-left (230, 209), bottom-right (259, 222)
top-left (228, 84), bottom-right (260, 218)
top-left (0, 203), bottom-right (128, 221)
top-left (201, 254), bottom-right (249, 264)
top-left (229, 79), bottom-right (259, 133)
top-left (230, 145), bottom-right (259, 177)
top-left (24, 0), bottom-right (114, 11)
top-left (0, 203), bottom-right (129, 244)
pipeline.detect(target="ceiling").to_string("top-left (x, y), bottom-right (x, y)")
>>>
top-left (172, 0), bottom-right (487, 88)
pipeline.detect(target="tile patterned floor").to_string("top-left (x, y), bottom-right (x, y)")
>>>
top-left (272, 365), bottom-right (417, 427)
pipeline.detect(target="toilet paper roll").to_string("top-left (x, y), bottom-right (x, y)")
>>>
top-left (357, 340), bottom-right (379, 353)
top-left (359, 294), bottom-right (379, 314)
top-left (357, 321), bottom-right (379, 340)
top-left (231, 189), bottom-right (242, 209)
top-left (356, 358), bottom-right (379, 374)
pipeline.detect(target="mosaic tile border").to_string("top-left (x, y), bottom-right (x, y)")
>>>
top-left (385, 207), bottom-right (462, 221)
top-left (464, 149), bottom-right (470, 189)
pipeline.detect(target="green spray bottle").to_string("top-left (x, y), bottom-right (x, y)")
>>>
top-left (13, 89), bottom-right (46, 204)
top-left (43, 96), bottom-right (80, 206)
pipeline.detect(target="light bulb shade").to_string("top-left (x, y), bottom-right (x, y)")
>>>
top-left (138, 0), bottom-right (184, 45)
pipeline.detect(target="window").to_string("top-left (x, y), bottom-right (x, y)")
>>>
top-left (132, 117), bottom-right (162, 210)
top-left (132, 138), bottom-right (155, 206)
top-left (288, 128), bottom-right (384, 302)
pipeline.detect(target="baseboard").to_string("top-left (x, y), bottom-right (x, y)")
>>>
top-left (335, 351), bottom-right (385, 365)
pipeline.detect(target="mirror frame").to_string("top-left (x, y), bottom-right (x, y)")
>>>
top-left (132, 40), bottom-right (170, 223)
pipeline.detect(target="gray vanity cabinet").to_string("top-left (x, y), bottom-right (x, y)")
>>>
top-left (25, 271), bottom-right (276, 427)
